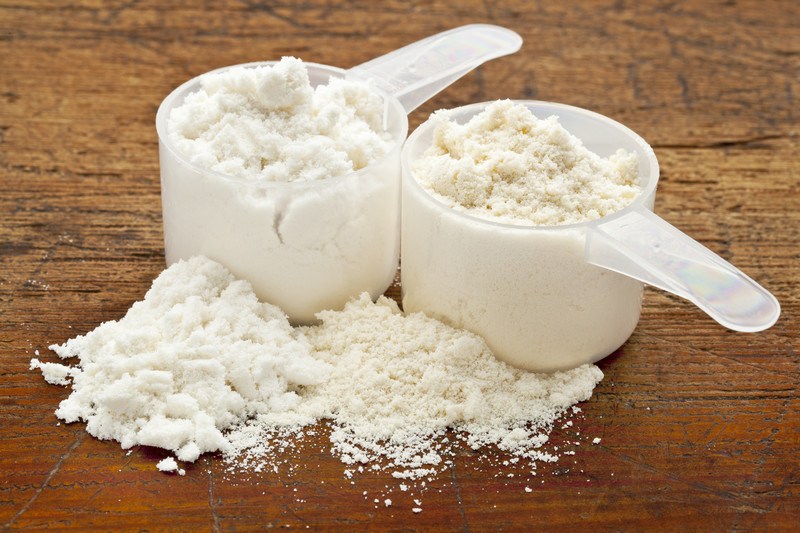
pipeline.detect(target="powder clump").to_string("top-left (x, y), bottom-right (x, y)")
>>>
top-left (36, 256), bottom-right (330, 462)
top-left (413, 99), bottom-right (640, 225)
top-left (168, 56), bottom-right (392, 182)
top-left (157, 456), bottom-right (185, 476)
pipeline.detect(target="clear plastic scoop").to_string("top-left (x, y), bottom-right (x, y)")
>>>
top-left (400, 100), bottom-right (779, 373)
top-left (347, 24), bottom-right (522, 113)
top-left (351, 28), bottom-right (778, 333)
top-left (156, 26), bottom-right (522, 325)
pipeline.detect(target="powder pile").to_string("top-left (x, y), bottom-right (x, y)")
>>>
top-left (168, 56), bottom-right (393, 182)
top-left (227, 293), bottom-right (603, 479)
top-left (413, 99), bottom-right (640, 226)
top-left (156, 456), bottom-right (185, 476)
top-left (31, 256), bottom-right (330, 462)
top-left (32, 257), bottom-right (603, 487)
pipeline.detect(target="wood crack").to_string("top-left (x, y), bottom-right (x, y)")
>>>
top-left (652, 134), bottom-right (791, 150)
top-left (2, 431), bottom-right (84, 528)
top-left (602, 446), bottom-right (771, 514)
top-left (208, 465), bottom-right (221, 533)
top-left (637, 331), bottom-right (793, 380)
top-left (450, 459), bottom-right (470, 532)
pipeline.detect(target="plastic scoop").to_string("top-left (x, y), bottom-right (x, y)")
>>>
top-left (156, 26), bottom-right (522, 325)
top-left (347, 24), bottom-right (522, 113)
top-left (400, 100), bottom-right (779, 373)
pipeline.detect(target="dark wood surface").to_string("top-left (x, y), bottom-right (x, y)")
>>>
top-left (1, 1), bottom-right (798, 530)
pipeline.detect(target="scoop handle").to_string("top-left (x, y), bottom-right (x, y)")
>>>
top-left (585, 207), bottom-right (780, 332)
top-left (347, 24), bottom-right (522, 113)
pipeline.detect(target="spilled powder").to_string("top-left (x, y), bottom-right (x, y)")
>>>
top-left (225, 294), bottom-right (603, 481)
top-left (157, 456), bottom-right (185, 476)
top-left (33, 256), bottom-right (329, 462)
top-left (32, 256), bottom-right (603, 506)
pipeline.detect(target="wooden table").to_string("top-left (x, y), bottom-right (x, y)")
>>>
top-left (2, 1), bottom-right (797, 530)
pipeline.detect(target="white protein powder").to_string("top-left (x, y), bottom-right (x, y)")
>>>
top-left (168, 57), bottom-right (393, 182)
top-left (34, 256), bottom-right (330, 462)
top-left (33, 257), bottom-right (604, 506)
top-left (159, 57), bottom-right (406, 324)
top-left (156, 456), bottom-right (185, 476)
top-left (413, 99), bottom-right (640, 226)
top-left (226, 293), bottom-right (603, 480)
top-left (402, 100), bottom-right (646, 371)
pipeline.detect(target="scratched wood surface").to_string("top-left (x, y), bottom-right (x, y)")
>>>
top-left (1, 0), bottom-right (798, 530)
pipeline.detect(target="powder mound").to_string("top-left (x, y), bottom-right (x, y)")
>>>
top-left (36, 256), bottom-right (330, 462)
top-left (156, 456), bottom-right (185, 475)
top-left (168, 56), bottom-right (393, 182)
top-left (227, 293), bottom-right (603, 479)
top-left (413, 99), bottom-right (641, 226)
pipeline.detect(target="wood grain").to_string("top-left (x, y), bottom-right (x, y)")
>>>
top-left (1, 0), bottom-right (797, 530)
